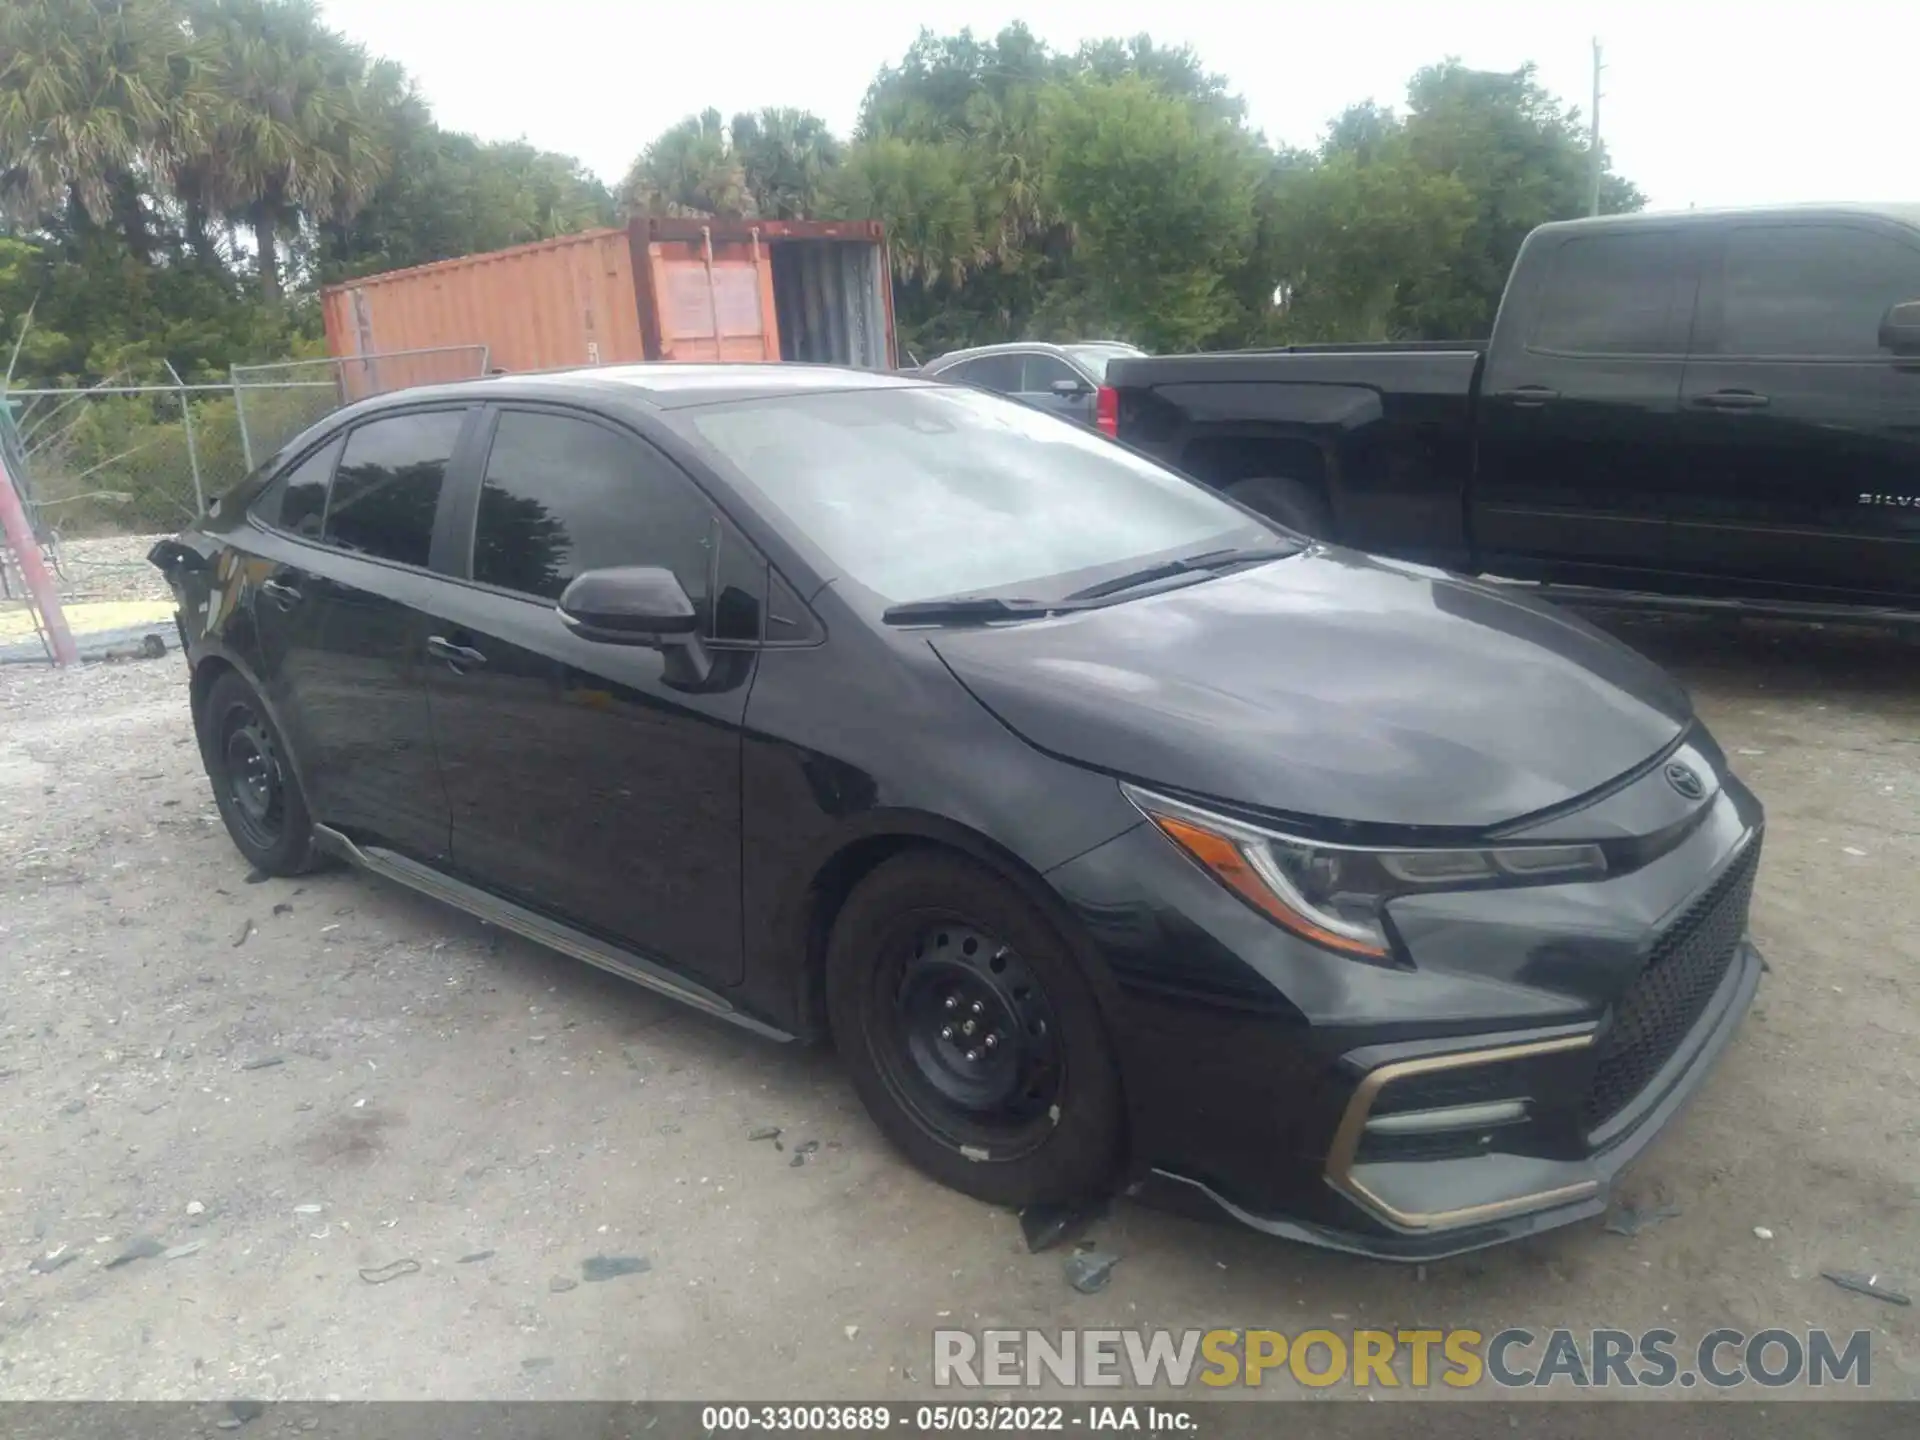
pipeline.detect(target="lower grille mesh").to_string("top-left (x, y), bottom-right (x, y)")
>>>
top-left (1582, 838), bottom-right (1761, 1132)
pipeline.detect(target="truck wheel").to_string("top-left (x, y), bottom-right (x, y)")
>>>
top-left (1227, 476), bottom-right (1332, 541)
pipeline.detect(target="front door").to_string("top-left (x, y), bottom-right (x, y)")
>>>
top-left (246, 409), bottom-right (470, 861)
top-left (419, 406), bottom-right (764, 989)
top-left (1474, 226), bottom-right (1700, 579)
top-left (1671, 219), bottom-right (1920, 601)
top-left (1012, 352), bottom-right (1099, 427)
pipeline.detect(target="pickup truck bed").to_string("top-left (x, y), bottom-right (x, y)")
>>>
top-left (1111, 204), bottom-right (1920, 616)
top-left (1116, 348), bottom-right (1487, 570)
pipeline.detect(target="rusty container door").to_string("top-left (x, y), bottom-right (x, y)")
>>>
top-left (640, 228), bottom-right (781, 363)
top-left (320, 229), bottom-right (648, 372)
top-left (629, 218), bottom-right (896, 368)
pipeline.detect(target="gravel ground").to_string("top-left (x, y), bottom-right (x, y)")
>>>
top-left (0, 611), bottom-right (1915, 1402)
top-left (46, 535), bottom-right (175, 606)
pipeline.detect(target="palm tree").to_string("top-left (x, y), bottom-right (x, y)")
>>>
top-left (0, 0), bottom-right (216, 260)
top-left (180, 0), bottom-right (391, 299)
top-left (619, 109), bottom-right (755, 221)
top-left (729, 109), bottom-right (842, 220)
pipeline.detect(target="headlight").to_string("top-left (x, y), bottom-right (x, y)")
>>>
top-left (1123, 784), bottom-right (1607, 961)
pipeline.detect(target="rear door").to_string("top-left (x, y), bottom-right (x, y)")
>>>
top-left (1474, 227), bottom-right (1700, 577)
top-left (1672, 219), bottom-right (1920, 600)
top-left (246, 407), bottom-right (474, 861)
top-left (417, 404), bottom-right (763, 988)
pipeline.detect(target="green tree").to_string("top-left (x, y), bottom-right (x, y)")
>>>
top-left (1258, 147), bottom-right (1475, 341)
top-left (619, 108), bottom-right (754, 220)
top-left (323, 126), bottom-right (614, 278)
top-left (0, 0), bottom-right (215, 260)
top-left (1384, 61), bottom-right (1644, 337)
top-left (729, 108), bottom-right (841, 221)
top-left (1042, 75), bottom-right (1263, 351)
top-left (179, 0), bottom-right (392, 299)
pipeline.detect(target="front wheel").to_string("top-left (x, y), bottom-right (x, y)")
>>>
top-left (827, 851), bottom-right (1123, 1207)
top-left (200, 670), bottom-right (318, 876)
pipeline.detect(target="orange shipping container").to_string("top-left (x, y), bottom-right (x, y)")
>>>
top-left (321, 218), bottom-right (896, 374)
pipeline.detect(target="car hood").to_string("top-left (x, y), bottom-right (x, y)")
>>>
top-left (928, 549), bottom-right (1693, 833)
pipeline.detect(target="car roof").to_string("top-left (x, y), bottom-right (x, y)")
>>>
top-left (925, 340), bottom-right (1135, 369)
top-left (1533, 202), bottom-right (1920, 238)
top-left (336, 363), bottom-right (927, 417)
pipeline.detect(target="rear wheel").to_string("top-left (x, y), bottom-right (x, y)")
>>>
top-left (826, 852), bottom-right (1123, 1207)
top-left (200, 671), bottom-right (318, 876)
top-left (1227, 475), bottom-right (1333, 540)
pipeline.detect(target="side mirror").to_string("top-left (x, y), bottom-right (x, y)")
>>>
top-left (557, 566), bottom-right (711, 684)
top-left (1049, 377), bottom-right (1090, 398)
top-left (1880, 300), bottom-right (1920, 356)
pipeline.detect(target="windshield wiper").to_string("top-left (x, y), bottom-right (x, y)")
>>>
top-left (1063, 543), bottom-right (1300, 603)
top-left (882, 596), bottom-right (1071, 626)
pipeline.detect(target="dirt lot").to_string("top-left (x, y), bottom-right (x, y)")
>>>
top-left (1, 581), bottom-right (1916, 1401)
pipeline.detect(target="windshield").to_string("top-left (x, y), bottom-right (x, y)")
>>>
top-left (1063, 344), bottom-right (1142, 382)
top-left (679, 386), bottom-right (1272, 607)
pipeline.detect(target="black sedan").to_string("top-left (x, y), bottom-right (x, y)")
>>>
top-left (151, 364), bottom-right (1765, 1260)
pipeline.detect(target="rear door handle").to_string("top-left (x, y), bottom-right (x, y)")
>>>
top-left (426, 635), bottom-right (488, 670)
top-left (1692, 390), bottom-right (1771, 411)
top-left (1493, 386), bottom-right (1560, 407)
top-left (259, 578), bottom-right (302, 609)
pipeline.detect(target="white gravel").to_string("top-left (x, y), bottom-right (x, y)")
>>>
top-left (48, 534), bottom-right (175, 606)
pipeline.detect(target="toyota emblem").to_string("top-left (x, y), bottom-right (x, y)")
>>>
top-left (1664, 762), bottom-right (1706, 800)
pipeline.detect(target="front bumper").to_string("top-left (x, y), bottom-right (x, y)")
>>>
top-left (1134, 939), bottom-right (1762, 1261)
top-left (1045, 749), bottom-right (1766, 1262)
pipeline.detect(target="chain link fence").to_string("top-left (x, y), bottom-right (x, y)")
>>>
top-left (0, 345), bottom-right (492, 543)
top-left (231, 345), bottom-right (491, 470)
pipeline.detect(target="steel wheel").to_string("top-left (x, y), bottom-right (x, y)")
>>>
top-left (873, 917), bottom-right (1066, 1157)
top-left (220, 702), bottom-right (286, 852)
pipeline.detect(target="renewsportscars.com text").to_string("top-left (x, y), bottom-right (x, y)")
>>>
top-left (932, 1327), bottom-right (1874, 1390)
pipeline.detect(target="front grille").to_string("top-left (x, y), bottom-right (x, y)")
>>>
top-left (1582, 837), bottom-right (1761, 1132)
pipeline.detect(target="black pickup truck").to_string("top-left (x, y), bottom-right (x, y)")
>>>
top-left (1110, 205), bottom-right (1920, 620)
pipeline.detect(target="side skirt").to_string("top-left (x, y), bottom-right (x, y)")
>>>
top-left (312, 823), bottom-right (794, 1044)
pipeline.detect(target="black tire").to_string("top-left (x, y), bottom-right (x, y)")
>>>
top-left (199, 670), bottom-right (319, 877)
top-left (826, 851), bottom-right (1123, 1207)
top-left (1227, 475), bottom-right (1333, 540)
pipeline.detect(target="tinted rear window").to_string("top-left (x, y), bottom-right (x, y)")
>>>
top-left (324, 410), bottom-right (466, 567)
top-left (252, 437), bottom-right (341, 537)
top-left (1531, 233), bottom-right (1689, 354)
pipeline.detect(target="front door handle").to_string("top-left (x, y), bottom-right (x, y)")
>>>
top-left (427, 635), bottom-right (488, 671)
top-left (1692, 389), bottom-right (1771, 411)
top-left (259, 578), bottom-right (302, 609)
top-left (1492, 386), bottom-right (1560, 407)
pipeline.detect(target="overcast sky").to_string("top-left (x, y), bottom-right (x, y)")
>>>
top-left (316, 0), bottom-right (1911, 212)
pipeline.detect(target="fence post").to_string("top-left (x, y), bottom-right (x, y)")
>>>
top-left (166, 360), bottom-right (205, 515)
top-left (231, 363), bottom-right (254, 473)
top-left (0, 440), bottom-right (77, 665)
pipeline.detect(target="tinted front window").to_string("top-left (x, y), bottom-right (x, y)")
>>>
top-left (254, 437), bottom-right (341, 537)
top-left (1718, 225), bottom-right (1920, 357)
top-left (1064, 345), bottom-right (1141, 382)
top-left (680, 387), bottom-right (1272, 606)
top-left (1531, 233), bottom-right (1687, 354)
top-left (942, 354), bottom-right (1023, 393)
top-left (473, 411), bottom-right (715, 621)
top-left (325, 411), bottom-right (466, 566)
top-left (1021, 354), bottom-right (1082, 391)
